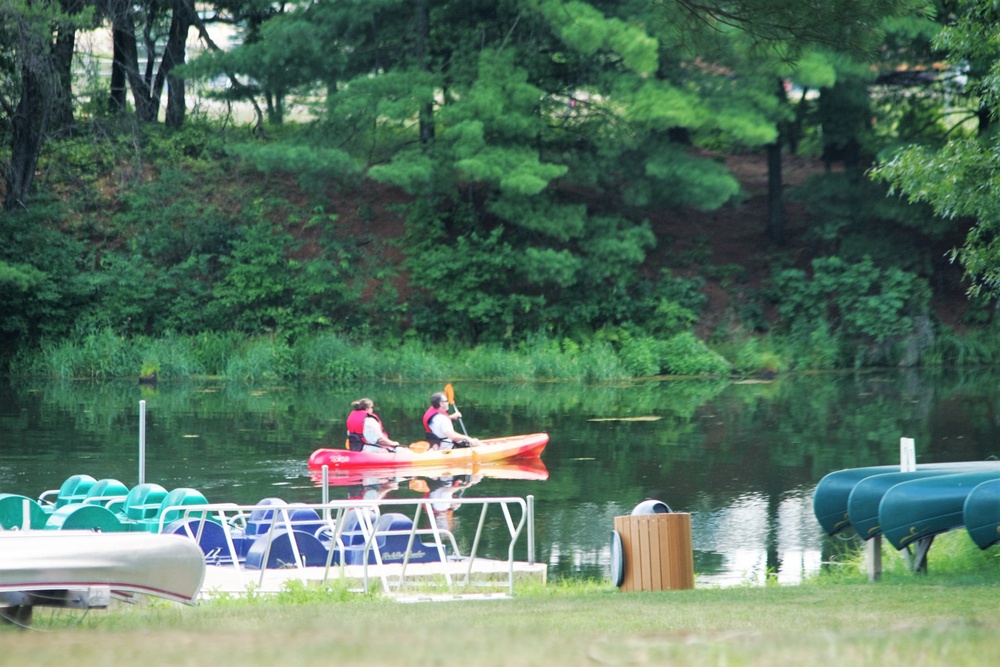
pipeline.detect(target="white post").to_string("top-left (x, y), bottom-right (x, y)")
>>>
top-left (900, 437), bottom-right (916, 472)
top-left (138, 400), bottom-right (146, 485)
top-left (321, 465), bottom-right (330, 522)
top-left (527, 494), bottom-right (535, 565)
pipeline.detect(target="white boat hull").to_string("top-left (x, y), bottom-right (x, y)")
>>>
top-left (0, 531), bottom-right (205, 609)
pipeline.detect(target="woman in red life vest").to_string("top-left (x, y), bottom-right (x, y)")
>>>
top-left (346, 398), bottom-right (400, 452)
top-left (421, 392), bottom-right (481, 450)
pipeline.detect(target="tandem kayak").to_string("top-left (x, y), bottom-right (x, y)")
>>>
top-left (307, 432), bottom-right (549, 469)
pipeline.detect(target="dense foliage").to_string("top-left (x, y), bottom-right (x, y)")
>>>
top-left (3, 0), bottom-right (998, 378)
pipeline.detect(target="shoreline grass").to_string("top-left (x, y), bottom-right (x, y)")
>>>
top-left (12, 323), bottom-right (951, 383)
top-left (8, 532), bottom-right (1000, 666)
top-left (6, 571), bottom-right (1000, 666)
top-left (6, 329), bottom-right (733, 382)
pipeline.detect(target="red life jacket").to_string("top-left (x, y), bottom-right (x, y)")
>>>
top-left (422, 406), bottom-right (450, 447)
top-left (346, 410), bottom-right (387, 451)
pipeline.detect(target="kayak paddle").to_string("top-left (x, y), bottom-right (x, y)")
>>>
top-left (444, 383), bottom-right (468, 436)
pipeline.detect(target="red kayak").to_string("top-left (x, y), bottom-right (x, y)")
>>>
top-left (308, 433), bottom-right (549, 469)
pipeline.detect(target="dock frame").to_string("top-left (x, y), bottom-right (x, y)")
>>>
top-left (165, 494), bottom-right (544, 599)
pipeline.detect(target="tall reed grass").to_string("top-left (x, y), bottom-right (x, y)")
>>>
top-left (10, 324), bottom-right (996, 382)
top-left (7, 329), bottom-right (658, 381)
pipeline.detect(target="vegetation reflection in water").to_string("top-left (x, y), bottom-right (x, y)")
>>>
top-left (3, 368), bottom-right (1000, 585)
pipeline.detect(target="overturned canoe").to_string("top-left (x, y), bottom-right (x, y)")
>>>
top-left (846, 463), bottom-right (1000, 540)
top-left (307, 433), bottom-right (549, 469)
top-left (963, 479), bottom-right (1000, 550)
top-left (813, 461), bottom-right (1000, 536)
top-left (879, 470), bottom-right (1000, 550)
top-left (814, 465), bottom-right (903, 536)
top-left (0, 531), bottom-right (206, 610)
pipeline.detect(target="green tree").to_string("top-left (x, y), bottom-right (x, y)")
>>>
top-left (0, 203), bottom-right (93, 355)
top-left (170, 0), bottom-right (933, 343)
top-left (873, 0), bottom-right (1000, 299)
top-left (1, 0), bottom-right (90, 210)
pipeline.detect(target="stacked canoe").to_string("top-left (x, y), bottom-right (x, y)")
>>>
top-left (812, 461), bottom-right (1000, 550)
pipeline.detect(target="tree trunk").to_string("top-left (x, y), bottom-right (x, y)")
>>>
top-left (4, 64), bottom-right (49, 211)
top-left (110, 20), bottom-right (128, 113)
top-left (160, 0), bottom-right (195, 129)
top-left (265, 93), bottom-right (284, 125)
top-left (766, 140), bottom-right (786, 245)
top-left (767, 78), bottom-right (787, 245)
top-left (50, 24), bottom-right (76, 132)
top-left (110, 0), bottom-right (157, 122)
top-left (978, 105), bottom-right (991, 136)
top-left (414, 0), bottom-right (434, 145)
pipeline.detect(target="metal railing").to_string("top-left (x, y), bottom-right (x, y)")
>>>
top-left (164, 493), bottom-right (536, 596)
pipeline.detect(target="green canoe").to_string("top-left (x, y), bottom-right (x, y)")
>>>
top-left (846, 463), bottom-right (1000, 541)
top-left (879, 470), bottom-right (1000, 550)
top-left (813, 462), bottom-right (1000, 537)
top-left (963, 479), bottom-right (1000, 550)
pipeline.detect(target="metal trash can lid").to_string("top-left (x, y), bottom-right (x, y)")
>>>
top-left (631, 499), bottom-right (672, 515)
top-left (610, 530), bottom-right (625, 587)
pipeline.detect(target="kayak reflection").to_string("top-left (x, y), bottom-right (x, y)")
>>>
top-left (309, 459), bottom-right (549, 532)
top-left (309, 458), bottom-right (549, 493)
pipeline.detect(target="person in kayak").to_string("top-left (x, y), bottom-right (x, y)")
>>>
top-left (346, 398), bottom-right (400, 452)
top-left (422, 392), bottom-right (481, 450)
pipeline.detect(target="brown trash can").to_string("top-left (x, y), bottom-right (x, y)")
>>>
top-left (612, 513), bottom-right (694, 591)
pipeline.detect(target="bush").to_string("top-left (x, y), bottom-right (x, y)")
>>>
top-left (769, 256), bottom-right (932, 367)
top-left (617, 335), bottom-right (662, 377)
top-left (135, 335), bottom-right (205, 379)
top-left (925, 326), bottom-right (1000, 367)
top-left (295, 333), bottom-right (384, 380)
top-left (0, 204), bottom-right (94, 353)
top-left (190, 331), bottom-right (246, 376)
top-left (724, 336), bottom-right (786, 376)
top-left (658, 332), bottom-right (732, 376)
top-left (224, 336), bottom-right (296, 381)
top-left (782, 321), bottom-right (845, 370)
top-left (460, 343), bottom-right (535, 381)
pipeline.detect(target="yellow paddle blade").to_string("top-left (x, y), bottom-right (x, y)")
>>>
top-left (409, 441), bottom-right (430, 453)
top-left (344, 438), bottom-right (350, 450)
top-left (444, 383), bottom-right (455, 404)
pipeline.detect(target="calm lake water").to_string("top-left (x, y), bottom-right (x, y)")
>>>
top-left (3, 369), bottom-right (999, 586)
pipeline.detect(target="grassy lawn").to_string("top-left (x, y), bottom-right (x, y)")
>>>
top-left (5, 572), bottom-right (999, 666)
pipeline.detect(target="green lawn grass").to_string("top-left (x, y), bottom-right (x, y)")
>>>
top-left (6, 573), bottom-right (1000, 667)
top-left (7, 533), bottom-right (1000, 665)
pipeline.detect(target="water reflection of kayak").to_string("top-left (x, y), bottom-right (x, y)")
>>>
top-left (309, 457), bottom-right (550, 488)
top-left (307, 433), bottom-right (549, 469)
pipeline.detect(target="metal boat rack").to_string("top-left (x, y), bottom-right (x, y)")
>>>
top-left (167, 493), bottom-right (539, 597)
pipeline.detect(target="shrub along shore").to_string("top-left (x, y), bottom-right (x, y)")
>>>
top-left (9, 324), bottom-right (1000, 382)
